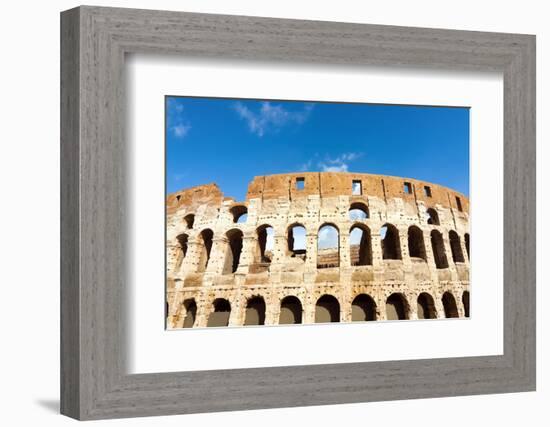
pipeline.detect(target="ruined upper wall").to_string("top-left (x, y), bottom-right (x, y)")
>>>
top-left (166, 183), bottom-right (225, 215)
top-left (246, 172), bottom-right (469, 212)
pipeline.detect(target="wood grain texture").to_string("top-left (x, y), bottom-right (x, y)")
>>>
top-left (60, 5), bottom-right (536, 420)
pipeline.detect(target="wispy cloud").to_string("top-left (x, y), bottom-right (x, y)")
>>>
top-left (234, 102), bottom-right (314, 137)
top-left (167, 98), bottom-right (191, 140)
top-left (317, 152), bottom-right (362, 172)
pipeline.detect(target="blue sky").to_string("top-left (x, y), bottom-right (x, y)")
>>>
top-left (166, 96), bottom-right (469, 202)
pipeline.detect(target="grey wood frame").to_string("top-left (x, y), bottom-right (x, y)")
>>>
top-left (60, 5), bottom-right (536, 421)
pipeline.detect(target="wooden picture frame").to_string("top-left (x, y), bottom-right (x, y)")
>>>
top-left (60, 5), bottom-right (536, 420)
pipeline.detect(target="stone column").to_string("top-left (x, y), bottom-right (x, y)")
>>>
top-left (339, 227), bottom-right (351, 268)
top-left (442, 233), bottom-right (459, 281)
top-left (194, 297), bottom-right (210, 328)
top-left (180, 240), bottom-right (202, 275)
top-left (370, 224), bottom-right (383, 268)
top-left (399, 226), bottom-right (412, 266)
top-left (305, 231), bottom-right (318, 272)
top-left (236, 232), bottom-right (256, 274)
top-left (205, 236), bottom-right (228, 277)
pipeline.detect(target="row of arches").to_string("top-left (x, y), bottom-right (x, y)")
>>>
top-left (173, 222), bottom-right (470, 274)
top-left (181, 204), bottom-right (445, 230)
top-left (177, 291), bottom-right (470, 328)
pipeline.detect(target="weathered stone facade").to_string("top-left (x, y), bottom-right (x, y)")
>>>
top-left (166, 172), bottom-right (470, 329)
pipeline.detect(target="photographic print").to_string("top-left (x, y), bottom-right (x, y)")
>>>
top-left (165, 97), bottom-right (470, 329)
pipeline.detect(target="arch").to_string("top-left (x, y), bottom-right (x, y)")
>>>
top-left (256, 224), bottom-right (274, 263)
top-left (244, 296), bottom-right (266, 326)
top-left (351, 294), bottom-right (377, 321)
top-left (462, 291), bottom-right (470, 317)
top-left (426, 208), bottom-right (440, 225)
top-left (223, 229), bottom-right (243, 274)
top-left (182, 298), bottom-right (197, 328)
top-left (279, 296), bottom-right (303, 324)
top-left (317, 224), bottom-right (340, 268)
top-left (449, 230), bottom-right (465, 263)
top-left (183, 213), bottom-right (195, 229)
top-left (349, 224), bottom-right (372, 266)
top-left (381, 223), bottom-right (402, 260)
top-left (207, 298), bottom-right (231, 327)
top-left (386, 293), bottom-right (409, 320)
top-left (175, 233), bottom-right (189, 270)
top-left (287, 223), bottom-right (307, 260)
top-left (407, 226), bottom-right (427, 261)
top-left (315, 294), bottom-right (340, 323)
top-left (349, 202), bottom-right (369, 221)
top-left (416, 293), bottom-right (436, 319)
top-left (197, 229), bottom-right (213, 272)
top-left (430, 230), bottom-right (448, 269)
top-left (464, 233), bottom-right (470, 259)
top-left (442, 292), bottom-right (459, 318)
top-left (230, 205), bottom-right (248, 223)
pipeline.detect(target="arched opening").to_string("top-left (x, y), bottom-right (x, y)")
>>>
top-left (416, 293), bottom-right (436, 319)
top-left (207, 298), bottom-right (231, 327)
top-left (381, 224), bottom-right (402, 260)
top-left (315, 295), bottom-right (340, 323)
top-left (279, 296), bottom-right (303, 324)
top-left (223, 229), bottom-right (243, 274)
top-left (256, 225), bottom-right (274, 263)
top-left (244, 296), bottom-right (266, 326)
top-left (317, 224), bottom-right (339, 268)
top-left (197, 229), bottom-right (213, 272)
top-left (386, 293), bottom-right (408, 320)
top-left (449, 230), bottom-right (465, 263)
top-left (230, 205), bottom-right (248, 223)
top-left (426, 208), bottom-right (440, 225)
top-left (442, 292), bottom-right (459, 318)
top-left (430, 230), bottom-right (448, 269)
top-left (350, 224), bottom-right (372, 266)
top-left (462, 291), bottom-right (470, 317)
top-left (287, 223), bottom-right (307, 261)
top-left (182, 299), bottom-right (197, 328)
top-left (183, 213), bottom-right (195, 229)
top-left (351, 294), bottom-right (377, 321)
top-left (175, 234), bottom-right (189, 270)
top-left (408, 226), bottom-right (427, 261)
top-left (349, 202), bottom-right (369, 221)
top-left (464, 233), bottom-right (470, 259)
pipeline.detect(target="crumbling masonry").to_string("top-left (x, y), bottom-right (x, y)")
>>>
top-left (166, 172), bottom-right (470, 329)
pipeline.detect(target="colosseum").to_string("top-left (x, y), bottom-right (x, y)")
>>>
top-left (166, 172), bottom-right (470, 329)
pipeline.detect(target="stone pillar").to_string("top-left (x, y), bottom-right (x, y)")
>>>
top-left (399, 225), bottom-right (412, 267)
top-left (270, 229), bottom-right (288, 272)
top-left (166, 243), bottom-right (181, 275)
top-left (370, 224), bottom-right (383, 268)
top-left (264, 294), bottom-right (279, 325)
top-left (339, 227), bottom-right (351, 268)
top-left (205, 236), bottom-right (228, 277)
top-left (180, 240), bottom-right (202, 274)
top-left (305, 231), bottom-right (318, 272)
top-left (407, 295), bottom-right (418, 320)
top-left (442, 233), bottom-right (459, 281)
top-left (236, 233), bottom-right (256, 274)
top-left (194, 297), bottom-right (210, 328)
top-left (434, 294), bottom-right (446, 319)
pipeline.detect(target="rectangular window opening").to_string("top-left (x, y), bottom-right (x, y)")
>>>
top-left (404, 182), bottom-right (412, 194)
top-left (352, 180), bottom-right (362, 195)
top-left (424, 186), bottom-right (432, 197)
top-left (296, 177), bottom-right (305, 190)
top-left (456, 196), bottom-right (463, 212)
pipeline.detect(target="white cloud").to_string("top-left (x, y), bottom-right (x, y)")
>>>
top-left (167, 98), bottom-right (191, 140)
top-left (234, 102), bottom-right (313, 137)
top-left (172, 124), bottom-right (191, 138)
top-left (318, 152), bottom-right (362, 172)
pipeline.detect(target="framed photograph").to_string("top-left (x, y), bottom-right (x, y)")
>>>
top-left (61, 6), bottom-right (536, 420)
